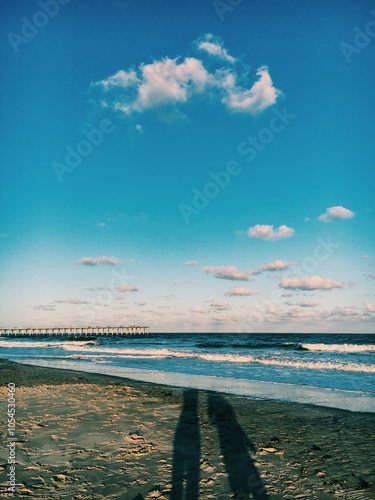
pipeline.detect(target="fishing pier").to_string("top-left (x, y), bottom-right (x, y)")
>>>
top-left (0, 325), bottom-right (149, 337)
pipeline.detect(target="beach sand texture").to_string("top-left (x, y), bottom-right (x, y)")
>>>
top-left (1, 360), bottom-right (374, 499)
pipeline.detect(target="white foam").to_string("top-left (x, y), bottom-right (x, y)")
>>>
top-left (301, 343), bottom-right (375, 353)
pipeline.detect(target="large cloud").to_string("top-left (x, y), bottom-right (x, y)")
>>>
top-left (247, 224), bottom-right (295, 241)
top-left (259, 260), bottom-right (296, 271)
top-left (225, 287), bottom-right (258, 296)
top-left (203, 265), bottom-right (252, 281)
top-left (280, 275), bottom-right (342, 291)
top-left (318, 206), bottom-right (354, 222)
top-left (92, 34), bottom-right (280, 118)
top-left (78, 256), bottom-right (121, 266)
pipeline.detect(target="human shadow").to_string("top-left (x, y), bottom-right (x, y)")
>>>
top-left (208, 392), bottom-right (269, 500)
top-left (171, 389), bottom-right (201, 499)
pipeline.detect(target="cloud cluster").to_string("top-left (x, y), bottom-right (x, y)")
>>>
top-left (225, 287), bottom-right (258, 297)
top-left (203, 265), bottom-right (252, 281)
top-left (92, 34), bottom-right (280, 118)
top-left (280, 275), bottom-right (342, 291)
top-left (247, 224), bottom-right (295, 241)
top-left (259, 260), bottom-right (296, 271)
top-left (78, 256), bottom-right (121, 266)
top-left (318, 206), bottom-right (354, 222)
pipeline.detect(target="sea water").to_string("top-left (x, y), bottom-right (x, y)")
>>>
top-left (1, 333), bottom-right (374, 412)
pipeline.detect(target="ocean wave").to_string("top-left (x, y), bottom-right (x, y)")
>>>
top-left (301, 343), bottom-right (375, 353)
top-left (18, 344), bottom-right (374, 373)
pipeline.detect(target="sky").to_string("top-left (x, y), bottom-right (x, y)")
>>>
top-left (0, 0), bottom-right (374, 333)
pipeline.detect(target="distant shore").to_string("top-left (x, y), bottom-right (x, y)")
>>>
top-left (0, 358), bottom-right (374, 499)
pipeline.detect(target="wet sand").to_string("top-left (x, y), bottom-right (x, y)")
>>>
top-left (0, 359), bottom-right (374, 499)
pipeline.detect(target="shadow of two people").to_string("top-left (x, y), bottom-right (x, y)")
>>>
top-left (171, 389), bottom-right (268, 499)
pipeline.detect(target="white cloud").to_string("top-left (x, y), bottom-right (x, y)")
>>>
top-left (97, 222), bottom-right (106, 227)
top-left (93, 36), bottom-right (281, 118)
top-left (206, 299), bottom-right (232, 311)
top-left (259, 260), bottom-right (296, 272)
top-left (184, 260), bottom-right (198, 267)
top-left (203, 265), bottom-right (252, 281)
top-left (222, 66), bottom-right (281, 114)
top-left (365, 303), bottom-right (375, 313)
top-left (225, 287), bottom-right (258, 297)
top-left (33, 305), bottom-right (56, 311)
top-left (197, 34), bottom-right (235, 63)
top-left (191, 305), bottom-right (207, 313)
top-left (247, 224), bottom-right (295, 241)
top-left (53, 298), bottom-right (93, 305)
top-left (116, 285), bottom-right (139, 292)
top-left (285, 300), bottom-right (318, 308)
top-left (78, 256), bottom-right (121, 266)
top-left (280, 275), bottom-right (342, 291)
top-left (318, 206), bottom-right (354, 222)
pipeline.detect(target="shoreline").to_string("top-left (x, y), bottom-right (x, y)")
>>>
top-left (9, 357), bottom-right (375, 413)
top-left (1, 358), bottom-right (374, 498)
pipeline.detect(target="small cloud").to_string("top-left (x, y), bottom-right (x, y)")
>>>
top-left (225, 287), bottom-right (258, 297)
top-left (206, 299), bottom-right (232, 311)
top-left (197, 33), bottom-right (236, 63)
top-left (116, 285), bottom-right (139, 292)
top-left (362, 255), bottom-right (370, 259)
top-left (135, 124), bottom-right (143, 133)
top-left (285, 300), bottom-right (318, 308)
top-left (184, 260), bottom-right (198, 267)
top-left (365, 274), bottom-right (375, 280)
top-left (365, 303), bottom-right (375, 313)
top-left (97, 222), bottom-right (106, 227)
top-left (191, 305), bottom-right (207, 313)
top-left (202, 265), bottom-right (252, 281)
top-left (259, 260), bottom-right (296, 272)
top-left (78, 256), bottom-right (121, 266)
top-left (318, 206), bottom-right (354, 223)
top-left (32, 305), bottom-right (56, 311)
top-left (129, 258), bottom-right (137, 264)
top-left (280, 275), bottom-right (342, 291)
top-left (247, 224), bottom-right (295, 241)
top-left (304, 217), bottom-right (310, 222)
top-left (134, 300), bottom-right (147, 306)
top-left (53, 298), bottom-right (93, 305)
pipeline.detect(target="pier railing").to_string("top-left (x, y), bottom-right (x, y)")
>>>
top-left (0, 326), bottom-right (149, 337)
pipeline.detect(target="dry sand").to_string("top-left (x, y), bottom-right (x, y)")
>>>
top-left (0, 359), bottom-right (374, 499)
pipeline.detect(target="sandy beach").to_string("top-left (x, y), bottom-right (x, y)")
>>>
top-left (0, 359), bottom-right (374, 499)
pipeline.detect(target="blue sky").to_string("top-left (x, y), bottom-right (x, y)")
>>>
top-left (0, 0), bottom-right (374, 332)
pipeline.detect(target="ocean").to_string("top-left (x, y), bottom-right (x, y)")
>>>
top-left (1, 333), bottom-right (374, 412)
